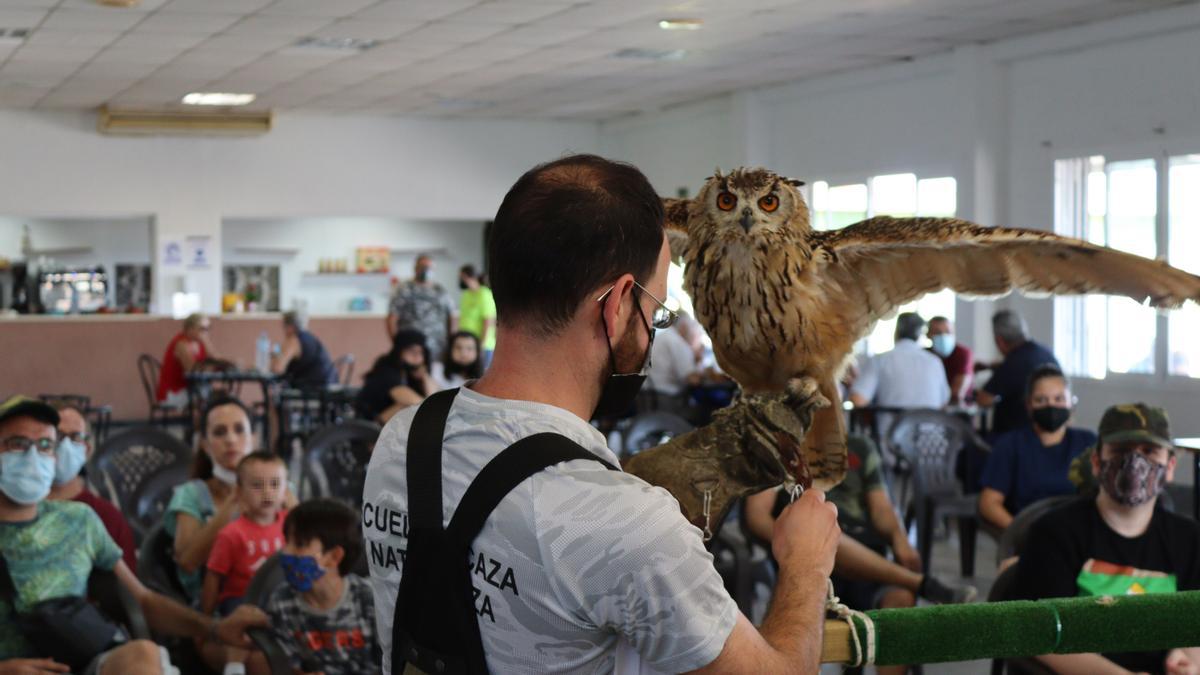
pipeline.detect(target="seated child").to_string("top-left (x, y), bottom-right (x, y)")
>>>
top-left (202, 451), bottom-right (288, 617)
top-left (250, 498), bottom-right (380, 675)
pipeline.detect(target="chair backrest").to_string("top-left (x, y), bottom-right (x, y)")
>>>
top-left (300, 420), bottom-right (381, 509)
top-left (987, 562), bottom-right (1020, 602)
top-left (88, 426), bottom-right (192, 527)
top-left (244, 552), bottom-right (285, 609)
top-left (887, 409), bottom-right (978, 499)
top-left (333, 354), bottom-right (355, 387)
top-left (128, 463), bottom-right (192, 544)
top-left (622, 411), bottom-right (694, 459)
top-left (996, 494), bottom-right (1075, 564)
top-left (39, 393), bottom-right (91, 412)
top-left (137, 521), bottom-right (190, 603)
top-left (136, 354), bottom-right (160, 408)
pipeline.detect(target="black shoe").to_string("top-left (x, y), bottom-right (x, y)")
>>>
top-left (918, 575), bottom-right (977, 604)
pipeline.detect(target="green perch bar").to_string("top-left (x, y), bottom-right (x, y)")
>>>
top-left (821, 591), bottom-right (1200, 665)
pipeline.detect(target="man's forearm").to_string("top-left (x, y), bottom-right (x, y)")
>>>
top-left (140, 590), bottom-right (213, 641)
top-left (758, 563), bottom-right (830, 670)
top-left (1036, 652), bottom-right (1130, 675)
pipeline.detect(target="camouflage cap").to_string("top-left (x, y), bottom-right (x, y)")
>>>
top-left (0, 395), bottom-right (59, 429)
top-left (1098, 403), bottom-right (1172, 449)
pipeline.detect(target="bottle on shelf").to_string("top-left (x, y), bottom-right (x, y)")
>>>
top-left (255, 331), bottom-right (270, 372)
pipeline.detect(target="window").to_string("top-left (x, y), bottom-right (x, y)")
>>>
top-left (810, 173), bottom-right (959, 355)
top-left (1054, 152), bottom-right (1200, 380)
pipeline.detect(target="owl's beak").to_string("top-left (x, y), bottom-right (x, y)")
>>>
top-left (739, 209), bottom-right (754, 232)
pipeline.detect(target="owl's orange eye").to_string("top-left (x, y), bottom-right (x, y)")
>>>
top-left (759, 194), bottom-right (780, 212)
top-left (716, 192), bottom-right (737, 211)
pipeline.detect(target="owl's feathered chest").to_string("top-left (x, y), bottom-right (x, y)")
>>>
top-left (684, 232), bottom-right (819, 361)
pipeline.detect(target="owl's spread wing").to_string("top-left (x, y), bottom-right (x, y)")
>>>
top-left (814, 216), bottom-right (1200, 344)
top-left (662, 198), bottom-right (691, 262)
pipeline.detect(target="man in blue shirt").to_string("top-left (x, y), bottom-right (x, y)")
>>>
top-left (979, 365), bottom-right (1096, 530)
top-left (976, 309), bottom-right (1060, 436)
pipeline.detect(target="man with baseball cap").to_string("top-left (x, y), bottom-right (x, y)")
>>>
top-left (0, 395), bottom-right (268, 675)
top-left (1015, 403), bottom-right (1200, 674)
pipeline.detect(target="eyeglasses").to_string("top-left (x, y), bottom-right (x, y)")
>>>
top-left (1, 436), bottom-right (56, 456)
top-left (59, 431), bottom-right (91, 444)
top-left (596, 281), bottom-right (680, 330)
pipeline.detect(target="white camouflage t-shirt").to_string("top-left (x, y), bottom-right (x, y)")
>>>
top-left (362, 386), bottom-right (738, 674)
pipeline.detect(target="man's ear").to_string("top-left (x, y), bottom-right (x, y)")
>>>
top-left (324, 544), bottom-right (344, 571)
top-left (1090, 446), bottom-right (1102, 478)
top-left (1166, 452), bottom-right (1177, 483)
top-left (599, 274), bottom-right (636, 339)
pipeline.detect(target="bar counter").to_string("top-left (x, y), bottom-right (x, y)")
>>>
top-left (0, 313), bottom-right (391, 420)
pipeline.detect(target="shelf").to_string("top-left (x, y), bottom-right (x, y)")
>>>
top-left (30, 246), bottom-right (94, 256)
top-left (234, 246), bottom-right (299, 256)
top-left (301, 272), bottom-right (391, 278)
top-left (389, 246), bottom-right (448, 256)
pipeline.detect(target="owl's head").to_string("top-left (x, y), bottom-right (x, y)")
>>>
top-left (693, 167), bottom-right (809, 241)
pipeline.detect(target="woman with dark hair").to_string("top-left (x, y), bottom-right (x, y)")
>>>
top-left (979, 364), bottom-right (1098, 531)
top-left (432, 331), bottom-right (483, 389)
top-left (165, 396), bottom-right (298, 604)
top-left (355, 329), bottom-right (438, 424)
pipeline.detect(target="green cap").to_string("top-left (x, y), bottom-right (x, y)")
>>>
top-left (1098, 402), bottom-right (1172, 449)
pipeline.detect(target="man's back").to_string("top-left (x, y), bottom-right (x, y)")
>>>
top-left (854, 339), bottom-right (950, 409)
top-left (362, 388), bottom-right (737, 674)
top-left (985, 340), bottom-right (1059, 435)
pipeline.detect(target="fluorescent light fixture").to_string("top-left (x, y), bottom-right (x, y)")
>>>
top-left (613, 48), bottom-right (688, 61)
top-left (658, 18), bottom-right (703, 31)
top-left (182, 92), bottom-right (256, 106)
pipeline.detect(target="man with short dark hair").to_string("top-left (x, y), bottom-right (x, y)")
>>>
top-left (0, 396), bottom-right (266, 674)
top-left (1015, 403), bottom-right (1200, 674)
top-left (926, 316), bottom-right (973, 405)
top-left (386, 255), bottom-right (457, 359)
top-left (975, 309), bottom-right (1060, 435)
top-left (363, 154), bottom-right (840, 674)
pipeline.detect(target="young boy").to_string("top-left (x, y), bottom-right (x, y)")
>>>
top-left (202, 451), bottom-right (288, 617)
top-left (252, 498), bottom-right (380, 675)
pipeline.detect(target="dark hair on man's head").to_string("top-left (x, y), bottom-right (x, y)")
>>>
top-left (460, 264), bottom-right (477, 280)
top-left (283, 499), bottom-right (363, 576)
top-left (236, 450), bottom-right (285, 484)
top-left (488, 154), bottom-right (665, 337)
top-left (1025, 363), bottom-right (1069, 400)
top-left (895, 312), bottom-right (925, 342)
top-left (929, 316), bottom-right (950, 326)
top-left (191, 395), bottom-right (253, 479)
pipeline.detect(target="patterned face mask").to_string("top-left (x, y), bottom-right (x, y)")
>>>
top-left (1098, 452), bottom-right (1167, 507)
top-left (280, 552), bottom-right (326, 592)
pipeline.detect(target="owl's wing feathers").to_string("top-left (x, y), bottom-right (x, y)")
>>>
top-left (814, 216), bottom-right (1200, 343)
top-left (662, 197), bottom-right (692, 262)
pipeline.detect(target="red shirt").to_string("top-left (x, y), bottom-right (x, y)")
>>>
top-left (207, 511), bottom-right (287, 602)
top-left (73, 488), bottom-right (137, 572)
top-left (930, 343), bottom-right (974, 398)
top-left (156, 332), bottom-right (206, 402)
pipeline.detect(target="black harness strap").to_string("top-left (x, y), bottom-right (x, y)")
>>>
top-left (394, 390), bottom-right (617, 675)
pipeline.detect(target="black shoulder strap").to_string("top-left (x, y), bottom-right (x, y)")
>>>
top-left (394, 392), bottom-right (618, 675)
top-left (444, 433), bottom-right (617, 548)
top-left (0, 555), bottom-right (16, 602)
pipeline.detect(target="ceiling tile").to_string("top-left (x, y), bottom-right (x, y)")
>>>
top-left (352, 0), bottom-right (483, 22)
top-left (41, 8), bottom-right (146, 30)
top-left (0, 8), bottom-right (47, 25)
top-left (489, 23), bottom-right (591, 46)
top-left (10, 44), bottom-right (101, 62)
top-left (260, 0), bottom-right (377, 18)
top-left (111, 31), bottom-right (209, 50)
top-left (402, 20), bottom-right (511, 43)
top-left (162, 0), bottom-right (274, 13)
top-left (197, 33), bottom-right (299, 51)
top-left (224, 15), bottom-right (335, 36)
top-left (446, 2), bottom-right (570, 25)
top-left (135, 11), bottom-right (243, 33)
top-left (172, 48), bottom-right (263, 66)
top-left (312, 19), bottom-right (423, 41)
top-left (57, 0), bottom-right (170, 11)
top-left (23, 29), bottom-right (123, 48)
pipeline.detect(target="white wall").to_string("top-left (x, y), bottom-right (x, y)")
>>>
top-left (222, 217), bottom-right (484, 315)
top-left (598, 3), bottom-right (1200, 443)
top-left (0, 110), bottom-right (597, 313)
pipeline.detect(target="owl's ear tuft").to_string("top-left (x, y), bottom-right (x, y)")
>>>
top-left (711, 168), bottom-right (724, 181)
top-left (785, 177), bottom-right (806, 187)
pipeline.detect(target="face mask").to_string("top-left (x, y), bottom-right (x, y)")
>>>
top-left (0, 446), bottom-right (56, 505)
top-left (210, 459), bottom-right (238, 486)
top-left (54, 437), bottom-right (88, 485)
top-left (415, 269), bottom-right (430, 283)
top-left (1031, 406), bottom-right (1071, 433)
top-left (458, 280), bottom-right (468, 290)
top-left (280, 553), bottom-right (326, 593)
top-left (930, 334), bottom-right (955, 358)
top-left (593, 303), bottom-right (653, 419)
top-left (1098, 452), bottom-right (1167, 507)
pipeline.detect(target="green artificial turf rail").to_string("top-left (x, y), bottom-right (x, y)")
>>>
top-left (846, 591), bottom-right (1200, 666)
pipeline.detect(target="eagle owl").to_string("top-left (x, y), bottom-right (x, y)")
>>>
top-left (668, 168), bottom-right (1200, 489)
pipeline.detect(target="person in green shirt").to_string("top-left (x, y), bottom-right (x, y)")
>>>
top-left (457, 264), bottom-right (497, 368)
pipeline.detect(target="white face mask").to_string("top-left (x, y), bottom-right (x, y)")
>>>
top-left (210, 457), bottom-right (238, 486)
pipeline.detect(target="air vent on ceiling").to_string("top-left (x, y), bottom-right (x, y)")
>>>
top-left (97, 106), bottom-right (272, 136)
top-left (292, 36), bottom-right (379, 52)
top-left (612, 48), bottom-right (687, 61)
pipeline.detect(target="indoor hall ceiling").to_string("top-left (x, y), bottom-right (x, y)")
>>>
top-left (0, 0), bottom-right (1192, 120)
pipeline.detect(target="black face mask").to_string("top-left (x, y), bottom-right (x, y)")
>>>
top-left (1031, 406), bottom-right (1071, 432)
top-left (458, 280), bottom-right (468, 290)
top-left (592, 298), bottom-right (654, 419)
top-left (415, 269), bottom-right (430, 283)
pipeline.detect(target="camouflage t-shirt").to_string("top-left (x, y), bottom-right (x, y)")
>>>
top-left (826, 435), bottom-right (887, 523)
top-left (0, 501), bottom-right (122, 658)
top-left (388, 280), bottom-right (456, 358)
top-left (362, 386), bottom-right (738, 674)
top-left (265, 573), bottom-right (381, 675)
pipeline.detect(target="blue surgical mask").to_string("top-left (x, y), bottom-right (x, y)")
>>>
top-left (930, 334), bottom-right (955, 358)
top-left (280, 553), bottom-right (326, 593)
top-left (0, 446), bottom-right (56, 505)
top-left (54, 437), bottom-right (87, 486)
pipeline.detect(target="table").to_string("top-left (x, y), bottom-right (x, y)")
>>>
top-left (186, 370), bottom-right (283, 449)
top-left (1173, 437), bottom-right (1200, 520)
